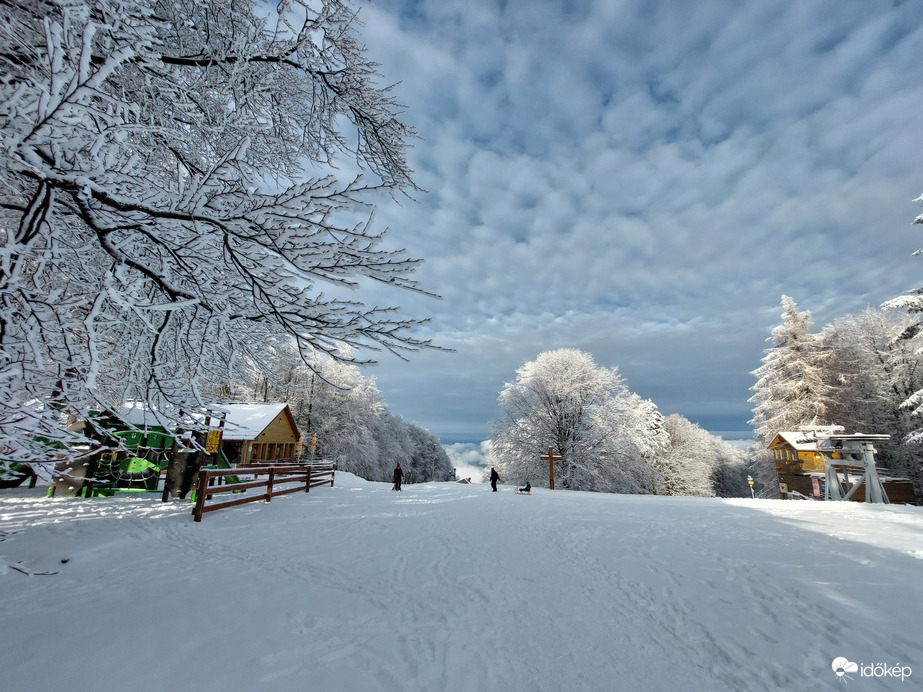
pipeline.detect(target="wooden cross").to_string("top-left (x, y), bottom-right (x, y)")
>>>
top-left (541, 446), bottom-right (562, 490)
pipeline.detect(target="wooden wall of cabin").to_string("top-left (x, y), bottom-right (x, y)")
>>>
top-left (248, 441), bottom-right (296, 463)
top-left (776, 473), bottom-right (815, 498)
top-left (856, 480), bottom-right (919, 504)
top-left (258, 413), bottom-right (298, 445)
top-left (778, 473), bottom-right (918, 504)
top-left (771, 447), bottom-right (824, 473)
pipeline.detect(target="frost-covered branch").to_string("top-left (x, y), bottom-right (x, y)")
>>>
top-left (0, 0), bottom-right (434, 461)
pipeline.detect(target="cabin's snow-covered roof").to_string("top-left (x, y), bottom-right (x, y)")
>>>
top-left (217, 403), bottom-right (289, 440)
top-left (115, 401), bottom-right (291, 440)
top-left (770, 431), bottom-right (819, 451)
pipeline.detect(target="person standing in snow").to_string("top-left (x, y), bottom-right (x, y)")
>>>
top-left (393, 463), bottom-right (404, 491)
top-left (489, 467), bottom-right (500, 492)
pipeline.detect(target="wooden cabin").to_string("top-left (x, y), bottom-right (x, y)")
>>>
top-left (219, 403), bottom-right (301, 466)
top-left (768, 430), bottom-right (917, 503)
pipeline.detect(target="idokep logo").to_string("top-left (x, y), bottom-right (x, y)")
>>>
top-left (832, 658), bottom-right (859, 682)
top-left (832, 657), bottom-right (913, 683)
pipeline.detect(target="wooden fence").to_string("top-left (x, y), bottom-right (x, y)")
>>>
top-left (192, 463), bottom-right (335, 522)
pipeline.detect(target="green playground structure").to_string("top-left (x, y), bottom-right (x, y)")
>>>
top-left (215, 450), bottom-right (241, 482)
top-left (49, 424), bottom-right (176, 498)
top-left (50, 446), bottom-right (246, 499)
top-left (44, 405), bottom-right (249, 500)
top-left (87, 455), bottom-right (162, 497)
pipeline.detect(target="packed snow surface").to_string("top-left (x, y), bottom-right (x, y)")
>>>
top-left (1, 475), bottom-right (921, 691)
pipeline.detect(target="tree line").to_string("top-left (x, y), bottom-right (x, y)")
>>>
top-left (488, 348), bottom-right (751, 497)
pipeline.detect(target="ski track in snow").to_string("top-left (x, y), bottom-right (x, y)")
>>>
top-left (0, 479), bottom-right (921, 692)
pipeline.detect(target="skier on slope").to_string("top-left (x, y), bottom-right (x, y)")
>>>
top-left (489, 467), bottom-right (500, 492)
top-left (393, 463), bottom-right (404, 491)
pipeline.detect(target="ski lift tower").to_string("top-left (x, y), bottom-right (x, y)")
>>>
top-left (809, 427), bottom-right (891, 503)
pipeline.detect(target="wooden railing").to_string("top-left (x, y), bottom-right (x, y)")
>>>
top-left (192, 463), bottom-right (335, 522)
top-left (238, 457), bottom-right (298, 467)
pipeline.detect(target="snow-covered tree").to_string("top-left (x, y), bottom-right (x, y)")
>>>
top-left (363, 413), bottom-right (450, 484)
top-left (751, 292), bottom-right (923, 498)
top-left (709, 440), bottom-right (750, 499)
top-left (612, 394), bottom-right (668, 493)
top-left (1, 0), bottom-right (431, 461)
top-left (821, 307), bottom-right (923, 495)
top-left (657, 415), bottom-right (718, 496)
top-left (884, 194), bottom-right (923, 436)
top-left (745, 446), bottom-right (779, 499)
top-left (399, 418), bottom-right (453, 483)
top-left (300, 357), bottom-right (386, 475)
top-left (874, 192), bottom-right (923, 496)
top-left (653, 414), bottom-right (749, 498)
top-left (820, 309), bottom-right (919, 437)
top-left (490, 348), bottom-right (662, 493)
top-left (749, 295), bottom-right (835, 445)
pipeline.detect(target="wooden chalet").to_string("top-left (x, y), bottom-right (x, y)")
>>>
top-left (218, 403), bottom-right (301, 466)
top-left (768, 430), bottom-right (917, 504)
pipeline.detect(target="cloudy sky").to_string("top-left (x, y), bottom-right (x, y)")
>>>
top-left (341, 0), bottom-right (923, 444)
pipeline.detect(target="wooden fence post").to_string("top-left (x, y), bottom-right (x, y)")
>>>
top-left (305, 465), bottom-right (312, 493)
top-left (192, 470), bottom-right (209, 522)
top-left (265, 467), bottom-right (275, 502)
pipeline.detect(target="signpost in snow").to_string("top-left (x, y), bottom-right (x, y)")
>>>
top-left (542, 447), bottom-right (562, 490)
top-left (748, 475), bottom-right (755, 498)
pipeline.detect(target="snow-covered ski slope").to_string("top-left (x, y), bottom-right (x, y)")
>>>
top-left (1, 474), bottom-right (920, 691)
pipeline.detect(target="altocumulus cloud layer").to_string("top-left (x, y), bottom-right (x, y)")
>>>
top-left (345, 0), bottom-right (923, 443)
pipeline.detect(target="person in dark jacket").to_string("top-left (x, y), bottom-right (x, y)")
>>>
top-left (489, 467), bottom-right (500, 492)
top-left (393, 463), bottom-right (404, 491)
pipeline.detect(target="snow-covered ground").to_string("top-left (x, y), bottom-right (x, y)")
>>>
top-left (1, 475), bottom-right (920, 691)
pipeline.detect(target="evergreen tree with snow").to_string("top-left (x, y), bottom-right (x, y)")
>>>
top-left (883, 194), bottom-right (923, 445)
top-left (749, 295), bottom-right (835, 445)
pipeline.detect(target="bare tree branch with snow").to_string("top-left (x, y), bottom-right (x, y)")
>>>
top-left (0, 0), bottom-right (434, 460)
